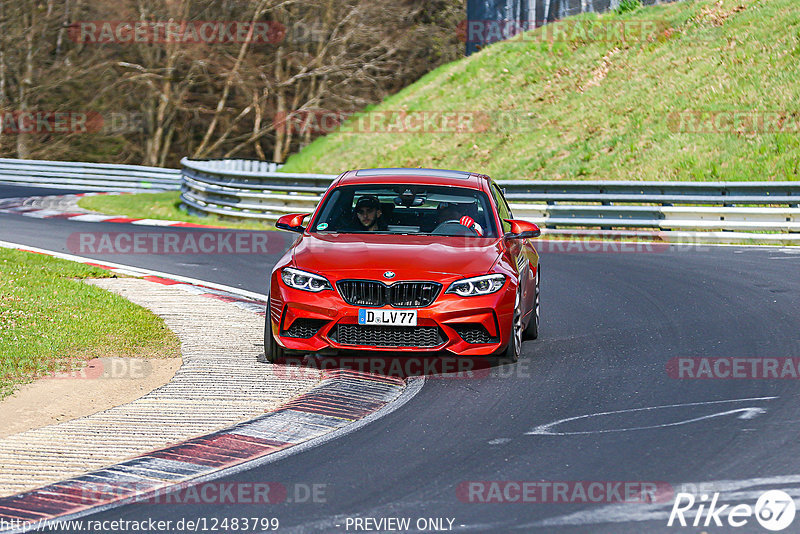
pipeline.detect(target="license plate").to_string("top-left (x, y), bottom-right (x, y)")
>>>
top-left (358, 309), bottom-right (417, 326)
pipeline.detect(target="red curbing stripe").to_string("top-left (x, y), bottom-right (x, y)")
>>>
top-left (0, 352), bottom-right (405, 527)
top-left (146, 434), bottom-right (289, 468)
top-left (19, 491), bottom-right (87, 508)
top-left (149, 447), bottom-right (259, 469)
top-left (100, 217), bottom-right (140, 223)
top-left (203, 294), bottom-right (240, 304)
top-left (37, 484), bottom-right (114, 505)
top-left (0, 504), bottom-right (49, 521)
top-left (42, 212), bottom-right (86, 220)
top-left (83, 262), bottom-right (114, 270)
top-left (214, 433), bottom-right (287, 447)
top-left (185, 434), bottom-right (284, 459)
top-left (141, 276), bottom-right (183, 285)
top-left (0, 496), bottom-right (70, 516)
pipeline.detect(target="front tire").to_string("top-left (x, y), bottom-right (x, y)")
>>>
top-left (264, 298), bottom-right (285, 364)
top-left (495, 288), bottom-right (522, 364)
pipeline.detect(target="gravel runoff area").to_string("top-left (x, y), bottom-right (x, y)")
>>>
top-left (0, 278), bottom-right (323, 498)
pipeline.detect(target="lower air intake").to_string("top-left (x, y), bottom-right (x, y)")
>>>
top-left (336, 325), bottom-right (444, 348)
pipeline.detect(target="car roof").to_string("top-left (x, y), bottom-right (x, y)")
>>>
top-left (337, 168), bottom-right (490, 189)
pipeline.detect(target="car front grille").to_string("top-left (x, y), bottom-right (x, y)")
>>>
top-left (453, 324), bottom-right (499, 344)
top-left (337, 280), bottom-right (441, 308)
top-left (338, 280), bottom-right (385, 306)
top-left (389, 283), bottom-right (440, 307)
top-left (283, 318), bottom-right (328, 338)
top-left (335, 324), bottom-right (444, 348)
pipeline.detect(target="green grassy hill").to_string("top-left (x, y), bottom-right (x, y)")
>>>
top-left (281, 0), bottom-right (800, 181)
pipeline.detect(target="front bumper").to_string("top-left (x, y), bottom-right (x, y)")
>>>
top-left (269, 276), bottom-right (516, 356)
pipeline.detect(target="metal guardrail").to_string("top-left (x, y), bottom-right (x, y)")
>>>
top-left (180, 158), bottom-right (333, 220)
top-left (0, 158), bottom-right (181, 192)
top-left (3, 157), bottom-right (794, 242)
top-left (180, 159), bottom-right (800, 243)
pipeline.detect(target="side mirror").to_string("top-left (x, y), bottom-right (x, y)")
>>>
top-left (276, 213), bottom-right (311, 233)
top-left (503, 219), bottom-right (541, 240)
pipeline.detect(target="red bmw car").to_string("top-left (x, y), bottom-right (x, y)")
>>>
top-left (265, 168), bottom-right (540, 363)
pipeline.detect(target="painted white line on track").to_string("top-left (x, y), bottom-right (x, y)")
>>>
top-left (526, 396), bottom-right (777, 436)
top-left (129, 219), bottom-right (183, 226)
top-left (0, 240), bottom-right (267, 301)
top-left (67, 214), bottom-right (118, 222)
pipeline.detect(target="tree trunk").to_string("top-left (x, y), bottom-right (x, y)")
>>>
top-left (272, 90), bottom-right (286, 163)
top-left (193, 0), bottom-right (268, 159)
top-left (16, 16), bottom-right (35, 159)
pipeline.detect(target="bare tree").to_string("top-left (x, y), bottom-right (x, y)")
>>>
top-left (0, 0), bottom-right (465, 164)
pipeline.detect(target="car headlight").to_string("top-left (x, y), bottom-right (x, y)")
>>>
top-left (446, 274), bottom-right (506, 297)
top-left (281, 267), bottom-right (332, 292)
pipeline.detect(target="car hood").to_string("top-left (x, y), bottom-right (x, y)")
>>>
top-left (292, 233), bottom-right (503, 281)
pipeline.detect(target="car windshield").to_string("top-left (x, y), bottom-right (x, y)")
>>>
top-left (310, 184), bottom-right (498, 237)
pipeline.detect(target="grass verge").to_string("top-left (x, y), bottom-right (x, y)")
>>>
top-left (0, 248), bottom-right (180, 399)
top-left (77, 191), bottom-right (274, 230)
top-left (280, 0), bottom-right (800, 181)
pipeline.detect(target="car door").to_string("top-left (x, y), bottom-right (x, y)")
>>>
top-left (490, 182), bottom-right (538, 315)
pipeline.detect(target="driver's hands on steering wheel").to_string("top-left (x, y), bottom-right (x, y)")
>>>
top-left (459, 216), bottom-right (483, 236)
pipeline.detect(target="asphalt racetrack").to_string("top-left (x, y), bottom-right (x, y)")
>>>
top-left (2, 184), bottom-right (799, 533)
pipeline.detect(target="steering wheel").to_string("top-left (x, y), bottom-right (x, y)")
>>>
top-left (431, 219), bottom-right (480, 236)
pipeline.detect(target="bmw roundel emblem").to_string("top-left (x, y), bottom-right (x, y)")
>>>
top-left (383, 271), bottom-right (396, 279)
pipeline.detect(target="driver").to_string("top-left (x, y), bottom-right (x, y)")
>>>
top-left (436, 203), bottom-right (483, 236)
top-left (352, 195), bottom-right (386, 231)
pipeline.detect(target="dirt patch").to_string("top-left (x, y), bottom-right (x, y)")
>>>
top-left (0, 357), bottom-right (181, 438)
top-left (697, 0), bottom-right (747, 27)
top-left (580, 47), bottom-right (621, 92)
